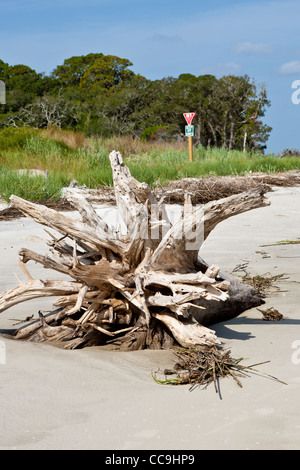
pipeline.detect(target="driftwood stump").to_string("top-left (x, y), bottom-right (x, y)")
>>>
top-left (0, 151), bottom-right (270, 350)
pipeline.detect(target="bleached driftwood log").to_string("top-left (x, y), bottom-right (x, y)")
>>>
top-left (0, 151), bottom-right (270, 350)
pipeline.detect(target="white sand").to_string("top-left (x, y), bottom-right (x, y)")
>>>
top-left (0, 187), bottom-right (300, 450)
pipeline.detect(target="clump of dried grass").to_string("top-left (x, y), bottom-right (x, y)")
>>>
top-left (91, 134), bottom-right (187, 157)
top-left (153, 345), bottom-right (287, 394)
top-left (155, 171), bottom-right (300, 204)
top-left (154, 175), bottom-right (269, 204)
top-left (242, 272), bottom-right (288, 295)
top-left (257, 307), bottom-right (284, 321)
top-left (41, 127), bottom-right (86, 150)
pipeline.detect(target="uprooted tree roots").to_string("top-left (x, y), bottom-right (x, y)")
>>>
top-left (0, 151), bottom-right (270, 351)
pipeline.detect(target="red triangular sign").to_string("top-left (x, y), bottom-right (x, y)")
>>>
top-left (183, 112), bottom-right (196, 125)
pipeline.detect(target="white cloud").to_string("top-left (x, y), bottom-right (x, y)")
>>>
top-left (233, 42), bottom-right (273, 54)
top-left (279, 61), bottom-right (300, 75)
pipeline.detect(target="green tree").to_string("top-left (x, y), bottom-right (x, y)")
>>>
top-left (0, 59), bottom-right (9, 79)
top-left (1, 63), bottom-right (57, 112)
top-left (214, 75), bottom-right (271, 151)
top-left (80, 55), bottom-right (135, 91)
top-left (0, 54), bottom-right (272, 149)
top-left (52, 53), bottom-right (104, 87)
top-left (82, 74), bottom-right (149, 136)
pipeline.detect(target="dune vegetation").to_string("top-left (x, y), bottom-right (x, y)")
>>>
top-left (0, 127), bottom-right (300, 203)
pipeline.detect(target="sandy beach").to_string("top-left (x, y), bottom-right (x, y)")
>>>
top-left (0, 186), bottom-right (299, 450)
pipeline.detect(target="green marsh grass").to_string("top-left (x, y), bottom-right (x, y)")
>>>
top-left (0, 168), bottom-right (69, 202)
top-left (1, 127), bottom-right (300, 202)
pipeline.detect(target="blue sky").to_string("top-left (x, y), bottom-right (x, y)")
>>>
top-left (1, 0), bottom-right (300, 153)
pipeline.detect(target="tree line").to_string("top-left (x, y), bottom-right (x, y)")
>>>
top-left (0, 52), bottom-right (272, 151)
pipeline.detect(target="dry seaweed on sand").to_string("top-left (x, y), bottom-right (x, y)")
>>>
top-left (261, 239), bottom-right (300, 246)
top-left (154, 171), bottom-right (300, 205)
top-left (241, 272), bottom-right (288, 295)
top-left (154, 176), bottom-right (270, 205)
top-left (257, 307), bottom-right (284, 321)
top-left (152, 345), bottom-right (287, 393)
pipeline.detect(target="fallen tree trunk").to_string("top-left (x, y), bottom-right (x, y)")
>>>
top-left (0, 151), bottom-right (270, 350)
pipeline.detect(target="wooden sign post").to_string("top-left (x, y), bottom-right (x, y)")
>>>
top-left (183, 113), bottom-right (196, 162)
top-left (188, 132), bottom-right (193, 162)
